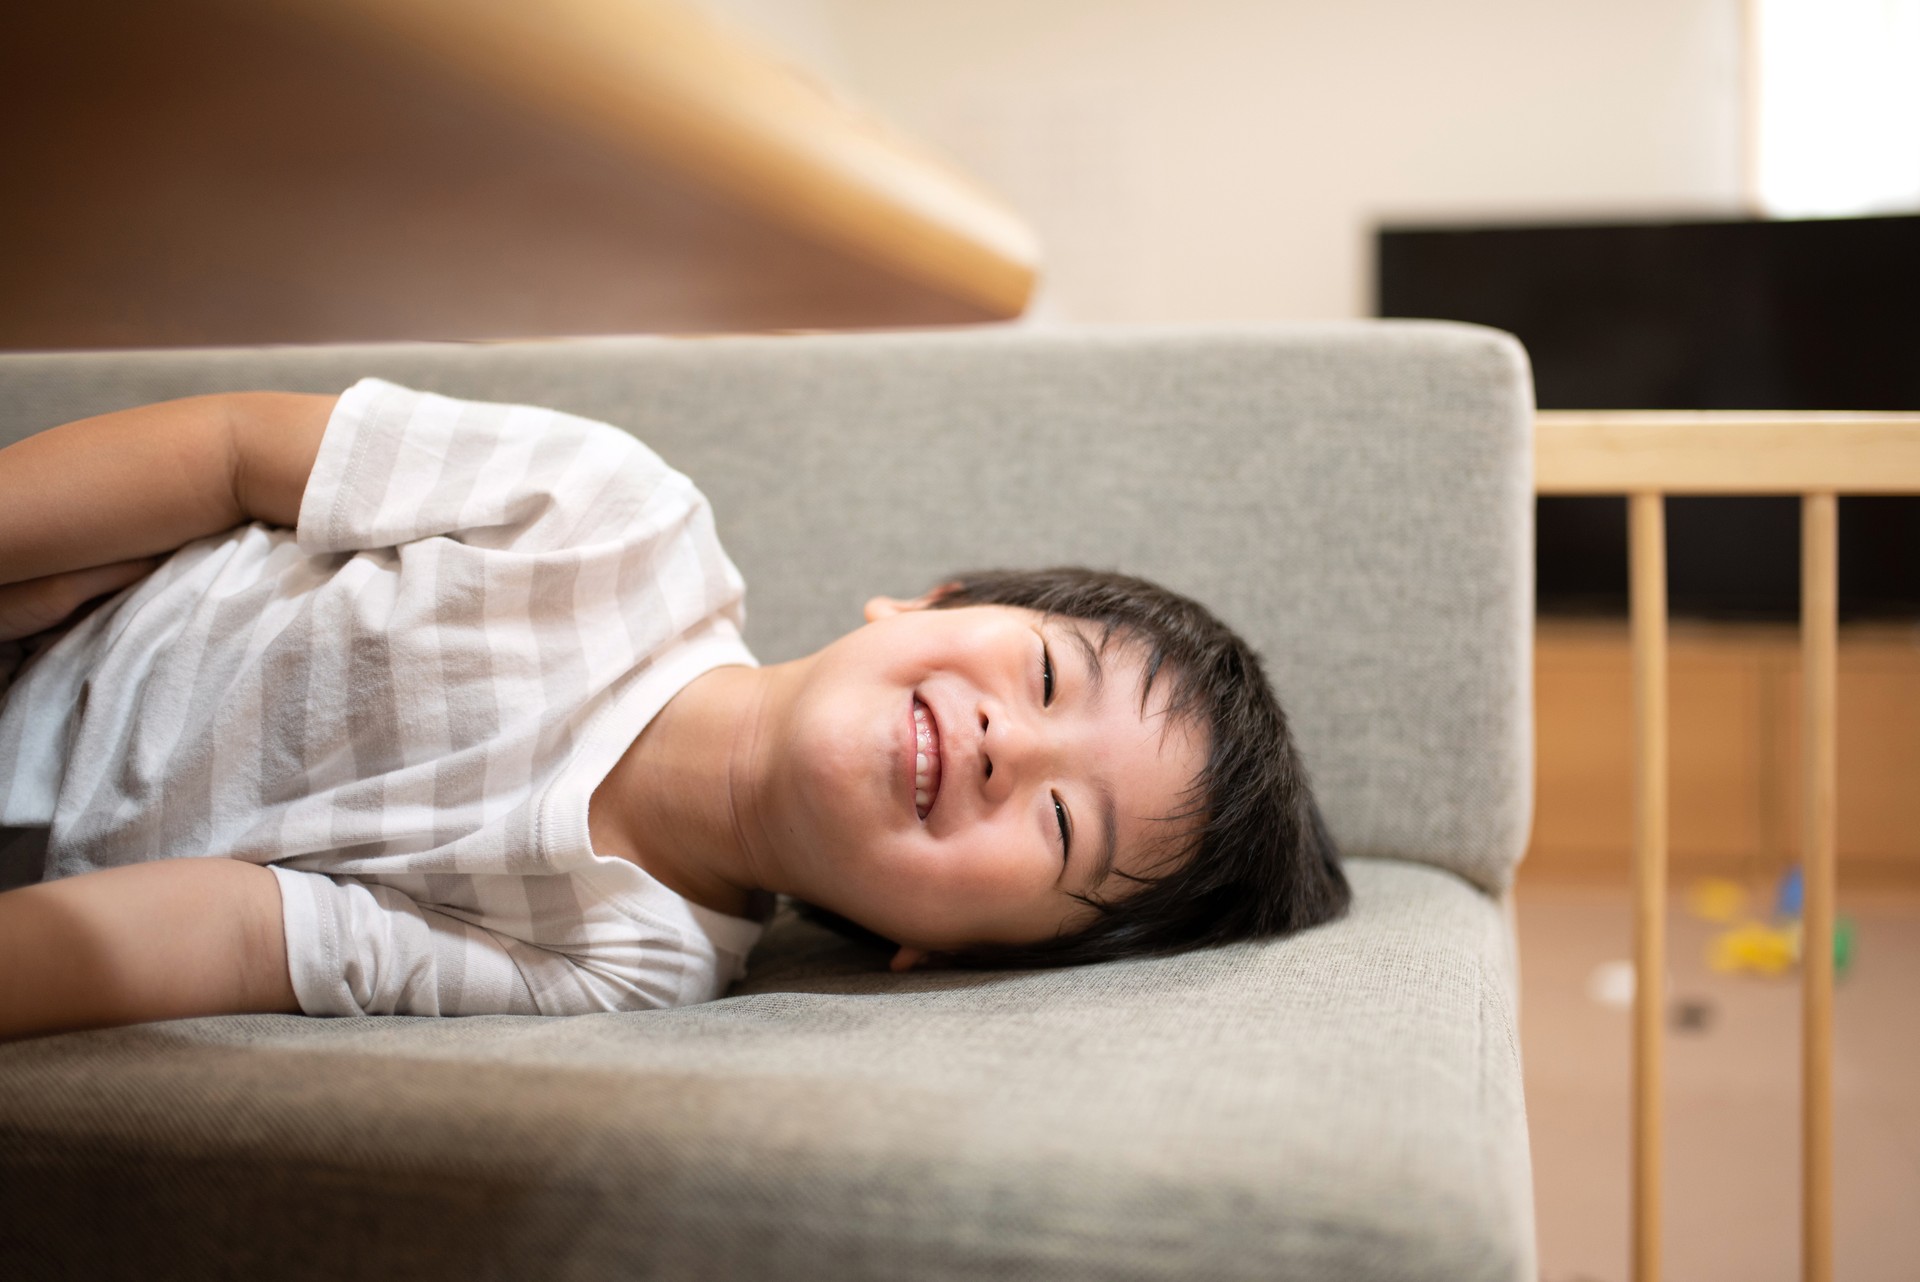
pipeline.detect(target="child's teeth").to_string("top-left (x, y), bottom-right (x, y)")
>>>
top-left (913, 700), bottom-right (940, 818)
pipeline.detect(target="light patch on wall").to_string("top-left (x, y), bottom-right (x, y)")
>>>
top-left (1755, 0), bottom-right (1920, 216)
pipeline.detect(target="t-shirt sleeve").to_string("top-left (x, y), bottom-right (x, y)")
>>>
top-left (269, 866), bottom-right (696, 1017)
top-left (296, 377), bottom-right (695, 556)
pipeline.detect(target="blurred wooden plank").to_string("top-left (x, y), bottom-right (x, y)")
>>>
top-left (0, 0), bottom-right (1035, 350)
top-left (1533, 623), bottom-right (1768, 864)
top-left (276, 0), bottom-right (1038, 318)
top-left (1537, 412), bottom-right (1920, 495)
top-left (1527, 621), bottom-right (1920, 887)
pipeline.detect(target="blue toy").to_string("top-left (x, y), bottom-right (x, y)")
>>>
top-left (1776, 865), bottom-right (1803, 918)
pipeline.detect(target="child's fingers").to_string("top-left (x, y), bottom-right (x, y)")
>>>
top-left (0, 558), bottom-right (161, 642)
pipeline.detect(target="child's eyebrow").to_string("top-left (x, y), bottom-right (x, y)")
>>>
top-left (1061, 620), bottom-right (1105, 699)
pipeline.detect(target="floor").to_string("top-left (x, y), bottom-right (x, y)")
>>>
top-left (1516, 875), bottom-right (1920, 1282)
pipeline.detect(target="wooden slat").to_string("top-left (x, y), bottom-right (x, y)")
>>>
top-left (1801, 494), bottom-right (1837, 1282)
top-left (1629, 492), bottom-right (1668, 1282)
top-left (1537, 412), bottom-right (1920, 494)
top-left (271, 0), bottom-right (1040, 317)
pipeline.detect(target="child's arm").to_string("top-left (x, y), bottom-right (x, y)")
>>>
top-left (0, 391), bottom-right (335, 588)
top-left (0, 858), bottom-right (300, 1040)
top-left (0, 556), bottom-right (168, 642)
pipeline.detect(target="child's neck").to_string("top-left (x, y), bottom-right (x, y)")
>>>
top-left (588, 663), bottom-right (778, 921)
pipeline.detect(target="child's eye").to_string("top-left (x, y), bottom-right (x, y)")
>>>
top-left (1041, 643), bottom-right (1055, 706)
top-left (1053, 792), bottom-right (1071, 860)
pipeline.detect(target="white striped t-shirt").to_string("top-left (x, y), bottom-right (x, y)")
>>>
top-left (0, 378), bottom-right (765, 1016)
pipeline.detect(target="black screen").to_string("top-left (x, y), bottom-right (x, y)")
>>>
top-left (1377, 214), bottom-right (1920, 620)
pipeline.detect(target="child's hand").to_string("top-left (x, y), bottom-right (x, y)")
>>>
top-left (0, 558), bottom-right (160, 643)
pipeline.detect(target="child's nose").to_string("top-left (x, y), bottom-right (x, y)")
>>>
top-left (979, 708), bottom-right (994, 781)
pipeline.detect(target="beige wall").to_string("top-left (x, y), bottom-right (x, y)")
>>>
top-left (706, 0), bottom-right (1750, 323)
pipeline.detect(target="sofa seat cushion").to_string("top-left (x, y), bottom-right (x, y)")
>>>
top-left (0, 857), bottom-right (1532, 1280)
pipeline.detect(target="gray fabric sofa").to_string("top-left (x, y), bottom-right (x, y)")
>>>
top-left (0, 324), bottom-right (1536, 1280)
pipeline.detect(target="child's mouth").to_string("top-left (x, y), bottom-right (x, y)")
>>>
top-left (912, 697), bottom-right (942, 820)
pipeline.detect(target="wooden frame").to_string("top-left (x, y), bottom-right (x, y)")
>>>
top-left (1536, 410), bottom-right (1920, 1282)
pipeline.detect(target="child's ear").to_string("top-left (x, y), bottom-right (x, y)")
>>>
top-left (889, 945), bottom-right (930, 973)
top-left (862, 583), bottom-right (961, 624)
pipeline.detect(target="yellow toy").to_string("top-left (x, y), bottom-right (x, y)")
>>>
top-left (1707, 921), bottom-right (1799, 977)
top-left (1707, 915), bottom-right (1856, 978)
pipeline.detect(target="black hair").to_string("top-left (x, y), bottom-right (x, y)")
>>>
top-left (798, 566), bottom-right (1349, 968)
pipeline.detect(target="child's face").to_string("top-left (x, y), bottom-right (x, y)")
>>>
top-left (762, 596), bottom-right (1206, 967)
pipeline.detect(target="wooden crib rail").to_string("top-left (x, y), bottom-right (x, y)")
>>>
top-left (1535, 410), bottom-right (1920, 1282)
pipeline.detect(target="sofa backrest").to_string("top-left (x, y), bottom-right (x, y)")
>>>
top-left (0, 323), bottom-right (1534, 892)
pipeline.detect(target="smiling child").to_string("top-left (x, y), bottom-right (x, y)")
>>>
top-left (0, 380), bottom-right (1347, 1037)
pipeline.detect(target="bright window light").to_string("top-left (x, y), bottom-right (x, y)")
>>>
top-left (1755, 0), bottom-right (1920, 216)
